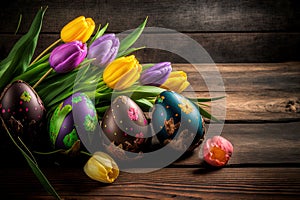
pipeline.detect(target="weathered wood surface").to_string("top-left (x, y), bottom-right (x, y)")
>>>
top-left (181, 62), bottom-right (300, 122)
top-left (0, 62), bottom-right (299, 199)
top-left (176, 122), bottom-right (300, 166)
top-left (1, 1), bottom-right (300, 199)
top-left (1, 167), bottom-right (300, 199)
top-left (1, 33), bottom-right (300, 63)
top-left (1, 0), bottom-right (299, 32)
top-left (0, 0), bottom-right (299, 62)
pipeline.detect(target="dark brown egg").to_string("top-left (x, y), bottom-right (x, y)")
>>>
top-left (101, 95), bottom-right (150, 158)
top-left (0, 80), bottom-right (46, 150)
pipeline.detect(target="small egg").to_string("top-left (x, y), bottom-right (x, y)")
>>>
top-left (151, 91), bottom-right (205, 152)
top-left (0, 80), bottom-right (46, 150)
top-left (49, 92), bottom-right (98, 150)
top-left (101, 95), bottom-right (150, 156)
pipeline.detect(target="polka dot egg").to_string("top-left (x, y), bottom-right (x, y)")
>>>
top-left (151, 91), bottom-right (205, 152)
top-left (101, 95), bottom-right (149, 155)
top-left (0, 80), bottom-right (46, 150)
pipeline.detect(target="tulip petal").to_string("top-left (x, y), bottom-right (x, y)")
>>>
top-left (84, 152), bottom-right (119, 183)
top-left (202, 136), bottom-right (233, 167)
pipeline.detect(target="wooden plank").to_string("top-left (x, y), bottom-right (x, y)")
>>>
top-left (203, 91), bottom-right (300, 122)
top-left (0, 167), bottom-right (299, 199)
top-left (1, 0), bottom-right (299, 33)
top-left (174, 122), bottom-right (300, 166)
top-left (178, 62), bottom-right (300, 121)
top-left (1, 122), bottom-right (299, 168)
top-left (1, 33), bottom-right (300, 63)
top-left (175, 62), bottom-right (300, 92)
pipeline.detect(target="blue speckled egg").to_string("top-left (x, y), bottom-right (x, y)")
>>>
top-left (49, 92), bottom-right (98, 150)
top-left (151, 91), bottom-right (205, 152)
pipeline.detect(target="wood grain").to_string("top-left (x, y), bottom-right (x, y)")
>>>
top-left (1, 33), bottom-right (300, 63)
top-left (182, 62), bottom-right (300, 121)
top-left (0, 167), bottom-right (299, 199)
top-left (1, 0), bottom-right (299, 62)
top-left (1, 122), bottom-right (299, 167)
top-left (175, 122), bottom-right (300, 166)
top-left (1, 0), bottom-right (299, 33)
top-left (0, 2), bottom-right (299, 199)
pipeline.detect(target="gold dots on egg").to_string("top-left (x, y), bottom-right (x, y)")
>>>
top-left (175, 113), bottom-right (179, 117)
top-left (114, 132), bottom-right (117, 136)
top-left (188, 119), bottom-right (192, 123)
top-left (120, 120), bottom-right (123, 124)
top-left (117, 104), bottom-right (119, 108)
top-left (166, 105), bottom-right (170, 109)
top-left (104, 124), bottom-right (107, 128)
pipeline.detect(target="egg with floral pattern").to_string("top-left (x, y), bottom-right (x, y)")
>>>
top-left (101, 95), bottom-right (150, 156)
top-left (0, 80), bottom-right (46, 150)
top-left (151, 91), bottom-right (205, 152)
top-left (49, 92), bottom-right (98, 150)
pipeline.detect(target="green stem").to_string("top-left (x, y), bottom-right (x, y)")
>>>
top-left (80, 151), bottom-right (92, 157)
top-left (30, 39), bottom-right (61, 66)
top-left (18, 136), bottom-right (38, 164)
top-left (33, 149), bottom-right (64, 155)
top-left (32, 68), bottom-right (53, 89)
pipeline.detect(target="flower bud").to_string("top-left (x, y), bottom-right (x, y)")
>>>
top-left (202, 136), bottom-right (233, 167)
top-left (87, 34), bottom-right (120, 67)
top-left (140, 62), bottom-right (172, 86)
top-left (49, 41), bottom-right (87, 73)
top-left (160, 71), bottom-right (190, 93)
top-left (84, 152), bottom-right (119, 183)
top-left (103, 55), bottom-right (142, 90)
top-left (61, 16), bottom-right (95, 43)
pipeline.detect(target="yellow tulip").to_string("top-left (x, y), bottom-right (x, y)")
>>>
top-left (60, 16), bottom-right (95, 43)
top-left (160, 71), bottom-right (190, 93)
top-left (103, 55), bottom-right (142, 90)
top-left (84, 152), bottom-right (119, 183)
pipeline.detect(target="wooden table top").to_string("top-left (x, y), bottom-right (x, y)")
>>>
top-left (1, 62), bottom-right (299, 199)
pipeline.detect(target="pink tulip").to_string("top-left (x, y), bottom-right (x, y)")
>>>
top-left (202, 136), bottom-right (233, 167)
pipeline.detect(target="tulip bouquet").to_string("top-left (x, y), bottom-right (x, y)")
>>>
top-left (0, 7), bottom-right (230, 200)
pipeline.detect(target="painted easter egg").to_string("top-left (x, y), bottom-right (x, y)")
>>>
top-left (151, 91), bottom-right (205, 152)
top-left (101, 95), bottom-right (150, 156)
top-left (0, 80), bottom-right (46, 149)
top-left (49, 92), bottom-right (98, 150)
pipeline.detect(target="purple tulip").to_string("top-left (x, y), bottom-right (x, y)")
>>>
top-left (87, 34), bottom-right (120, 67)
top-left (140, 62), bottom-right (172, 86)
top-left (49, 41), bottom-right (87, 73)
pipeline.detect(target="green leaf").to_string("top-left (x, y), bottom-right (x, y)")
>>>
top-left (142, 63), bottom-right (155, 71)
top-left (135, 98), bottom-right (154, 111)
top-left (116, 46), bottom-right (146, 58)
top-left (0, 7), bottom-right (46, 92)
top-left (1, 117), bottom-right (61, 200)
top-left (189, 96), bottom-right (226, 102)
top-left (117, 17), bottom-right (148, 55)
top-left (14, 14), bottom-right (22, 35)
top-left (88, 23), bottom-right (109, 46)
top-left (198, 106), bottom-right (219, 122)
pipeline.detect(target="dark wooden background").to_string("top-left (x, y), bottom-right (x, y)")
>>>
top-left (1, 1), bottom-right (300, 199)
top-left (1, 0), bottom-right (300, 63)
